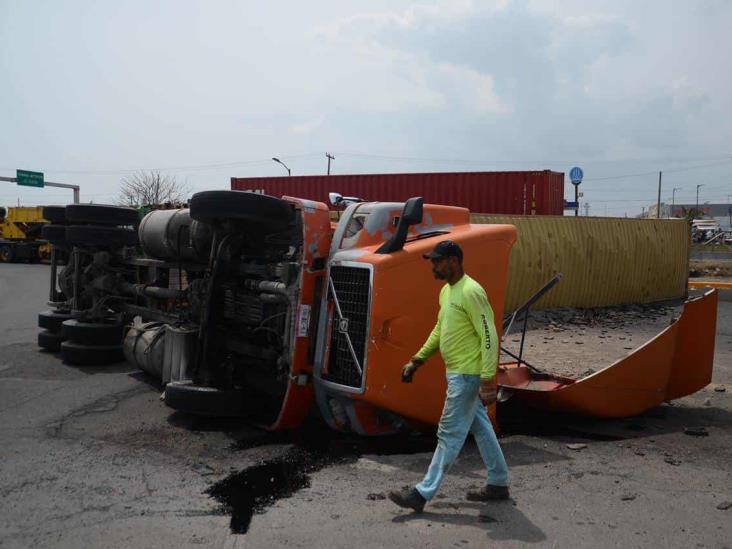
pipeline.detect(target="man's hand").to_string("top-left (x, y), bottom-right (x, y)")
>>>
top-left (479, 377), bottom-right (498, 406)
top-left (401, 357), bottom-right (424, 383)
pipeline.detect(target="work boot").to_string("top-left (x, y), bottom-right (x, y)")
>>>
top-left (466, 484), bottom-right (510, 501)
top-left (388, 486), bottom-right (426, 513)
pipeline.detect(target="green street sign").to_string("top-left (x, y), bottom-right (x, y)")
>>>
top-left (16, 169), bottom-right (44, 188)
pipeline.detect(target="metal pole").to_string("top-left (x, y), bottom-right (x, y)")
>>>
top-left (696, 184), bottom-right (704, 215)
top-left (272, 158), bottom-right (291, 176)
top-left (671, 187), bottom-right (681, 218)
top-left (49, 247), bottom-right (58, 302)
top-left (326, 153), bottom-right (335, 175)
top-left (656, 171), bottom-right (662, 218)
top-left (574, 184), bottom-right (578, 217)
top-left (728, 194), bottom-right (731, 230)
top-left (0, 176), bottom-right (80, 203)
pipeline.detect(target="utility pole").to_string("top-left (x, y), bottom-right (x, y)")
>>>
top-left (696, 184), bottom-right (704, 216)
top-left (642, 206), bottom-right (645, 217)
top-left (671, 187), bottom-right (682, 218)
top-left (656, 171), bottom-right (662, 218)
top-left (728, 194), bottom-right (731, 230)
top-left (326, 153), bottom-right (335, 175)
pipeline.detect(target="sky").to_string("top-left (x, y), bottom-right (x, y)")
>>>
top-left (1, 0), bottom-right (731, 216)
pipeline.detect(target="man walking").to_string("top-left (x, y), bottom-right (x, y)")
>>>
top-left (388, 240), bottom-right (510, 512)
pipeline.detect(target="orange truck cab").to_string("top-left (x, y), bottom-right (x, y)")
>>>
top-left (310, 198), bottom-right (516, 435)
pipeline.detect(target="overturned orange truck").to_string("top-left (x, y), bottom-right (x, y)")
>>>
top-left (37, 192), bottom-right (718, 435)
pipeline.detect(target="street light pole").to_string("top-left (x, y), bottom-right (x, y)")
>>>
top-left (671, 187), bottom-right (682, 218)
top-left (272, 157), bottom-right (291, 176)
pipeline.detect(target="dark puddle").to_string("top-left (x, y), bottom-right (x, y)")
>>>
top-left (208, 401), bottom-right (666, 534)
top-left (497, 399), bottom-right (648, 442)
top-left (207, 425), bottom-right (436, 534)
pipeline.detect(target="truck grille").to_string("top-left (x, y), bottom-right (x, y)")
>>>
top-left (326, 265), bottom-right (371, 388)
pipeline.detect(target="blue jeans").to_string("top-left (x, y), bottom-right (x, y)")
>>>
top-left (416, 373), bottom-right (509, 501)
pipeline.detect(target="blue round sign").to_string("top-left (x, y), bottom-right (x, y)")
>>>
top-left (570, 166), bottom-right (583, 185)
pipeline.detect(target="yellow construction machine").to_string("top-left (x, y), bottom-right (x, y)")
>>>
top-left (0, 206), bottom-right (52, 262)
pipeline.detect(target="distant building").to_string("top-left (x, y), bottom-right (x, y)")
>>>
top-left (669, 204), bottom-right (732, 230)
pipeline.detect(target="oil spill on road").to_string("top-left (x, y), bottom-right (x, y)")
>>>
top-left (207, 428), bottom-right (435, 534)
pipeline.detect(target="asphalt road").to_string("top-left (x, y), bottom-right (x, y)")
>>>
top-left (1, 263), bottom-right (731, 548)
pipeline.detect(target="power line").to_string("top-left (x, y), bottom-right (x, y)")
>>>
top-left (335, 152), bottom-right (732, 166)
top-left (0, 153), bottom-right (323, 176)
top-left (582, 160), bottom-right (732, 182)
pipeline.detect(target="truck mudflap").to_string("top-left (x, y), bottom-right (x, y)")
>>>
top-left (498, 289), bottom-right (718, 418)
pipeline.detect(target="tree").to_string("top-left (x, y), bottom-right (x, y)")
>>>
top-left (118, 171), bottom-right (188, 208)
top-left (681, 206), bottom-right (703, 222)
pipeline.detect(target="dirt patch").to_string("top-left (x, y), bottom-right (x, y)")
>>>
top-left (690, 260), bottom-right (732, 278)
top-left (502, 302), bottom-right (683, 379)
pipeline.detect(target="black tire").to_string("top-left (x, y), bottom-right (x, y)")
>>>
top-left (65, 204), bottom-right (139, 226)
top-left (65, 225), bottom-right (138, 248)
top-left (41, 224), bottom-right (68, 245)
top-left (62, 318), bottom-right (124, 346)
top-left (38, 310), bottom-right (74, 332)
top-left (0, 245), bottom-right (14, 263)
top-left (42, 206), bottom-right (67, 224)
top-left (38, 330), bottom-right (63, 352)
top-left (190, 191), bottom-right (294, 232)
top-left (60, 341), bottom-right (124, 366)
top-left (165, 380), bottom-right (245, 417)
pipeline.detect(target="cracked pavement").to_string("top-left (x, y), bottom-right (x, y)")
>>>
top-left (1, 263), bottom-right (731, 548)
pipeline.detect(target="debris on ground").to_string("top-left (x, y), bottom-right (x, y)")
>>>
top-left (714, 386), bottom-right (726, 393)
top-left (192, 463), bottom-right (215, 476)
top-left (664, 458), bottom-right (681, 466)
top-left (717, 501), bottom-right (732, 510)
top-left (621, 494), bottom-right (637, 501)
top-left (684, 427), bottom-right (709, 437)
top-left (502, 302), bottom-right (683, 379)
top-left (566, 443), bottom-right (587, 451)
top-left (367, 493), bottom-right (386, 501)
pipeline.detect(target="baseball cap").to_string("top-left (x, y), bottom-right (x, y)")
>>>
top-left (423, 240), bottom-right (463, 261)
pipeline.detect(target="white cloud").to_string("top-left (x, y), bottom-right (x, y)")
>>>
top-left (288, 118), bottom-right (323, 135)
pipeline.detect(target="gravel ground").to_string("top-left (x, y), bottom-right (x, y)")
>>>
top-left (1, 264), bottom-right (731, 549)
top-left (502, 301), bottom-right (684, 379)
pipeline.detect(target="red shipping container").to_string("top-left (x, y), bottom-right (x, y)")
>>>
top-left (231, 171), bottom-right (564, 215)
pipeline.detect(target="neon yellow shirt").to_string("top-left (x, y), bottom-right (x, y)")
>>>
top-left (414, 274), bottom-right (499, 380)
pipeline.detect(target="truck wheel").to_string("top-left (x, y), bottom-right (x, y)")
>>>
top-left (164, 380), bottom-right (245, 417)
top-left (65, 225), bottom-right (138, 247)
top-left (65, 204), bottom-right (139, 227)
top-left (42, 206), bottom-right (67, 224)
top-left (41, 224), bottom-right (68, 245)
top-left (38, 330), bottom-right (63, 352)
top-left (190, 190), bottom-right (294, 232)
top-left (38, 310), bottom-right (74, 332)
top-left (0, 245), bottom-right (14, 263)
top-left (60, 341), bottom-right (125, 366)
top-left (62, 318), bottom-right (124, 346)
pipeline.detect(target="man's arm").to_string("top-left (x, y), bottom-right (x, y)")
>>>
top-left (401, 292), bottom-right (443, 383)
top-left (465, 285), bottom-right (499, 381)
top-left (413, 310), bottom-right (441, 363)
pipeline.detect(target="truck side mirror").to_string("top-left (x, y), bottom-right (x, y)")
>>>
top-left (401, 197), bottom-right (423, 225)
top-left (329, 192), bottom-right (343, 206)
top-left (375, 197), bottom-right (424, 254)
